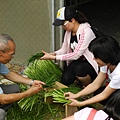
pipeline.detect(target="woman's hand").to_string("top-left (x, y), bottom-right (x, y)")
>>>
top-left (40, 50), bottom-right (56, 60)
top-left (68, 98), bottom-right (81, 107)
top-left (64, 92), bottom-right (78, 99)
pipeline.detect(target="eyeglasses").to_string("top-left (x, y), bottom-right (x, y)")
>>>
top-left (0, 50), bottom-right (15, 58)
top-left (4, 52), bottom-right (15, 58)
top-left (63, 21), bottom-right (69, 26)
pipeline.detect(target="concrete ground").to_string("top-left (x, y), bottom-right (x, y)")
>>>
top-left (75, 0), bottom-right (120, 43)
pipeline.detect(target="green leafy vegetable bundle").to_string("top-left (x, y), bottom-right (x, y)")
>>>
top-left (45, 89), bottom-right (71, 106)
top-left (18, 87), bottom-right (45, 111)
top-left (18, 52), bottom-right (63, 111)
top-left (24, 52), bottom-right (63, 87)
top-left (45, 87), bottom-right (81, 106)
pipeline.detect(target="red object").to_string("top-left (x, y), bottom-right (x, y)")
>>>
top-left (87, 108), bottom-right (97, 120)
top-left (106, 67), bottom-right (109, 86)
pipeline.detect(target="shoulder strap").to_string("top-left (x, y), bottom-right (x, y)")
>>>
top-left (106, 66), bottom-right (109, 86)
top-left (87, 108), bottom-right (97, 120)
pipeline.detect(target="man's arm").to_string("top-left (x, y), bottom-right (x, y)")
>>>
top-left (0, 84), bottom-right (42, 104)
top-left (3, 71), bottom-right (45, 86)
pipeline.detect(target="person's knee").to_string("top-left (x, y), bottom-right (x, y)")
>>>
top-left (75, 65), bottom-right (87, 77)
top-left (0, 109), bottom-right (6, 120)
top-left (1, 84), bottom-right (21, 94)
top-left (61, 75), bottom-right (73, 85)
top-left (13, 84), bottom-right (21, 93)
top-left (61, 76), bottom-right (70, 85)
top-left (77, 75), bottom-right (91, 87)
top-left (10, 84), bottom-right (21, 93)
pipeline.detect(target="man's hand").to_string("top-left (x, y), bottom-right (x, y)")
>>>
top-left (27, 84), bottom-right (43, 95)
top-left (32, 80), bottom-right (45, 86)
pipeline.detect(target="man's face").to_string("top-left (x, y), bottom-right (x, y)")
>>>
top-left (0, 40), bottom-right (16, 64)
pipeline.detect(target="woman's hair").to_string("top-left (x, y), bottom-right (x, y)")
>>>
top-left (65, 7), bottom-right (88, 24)
top-left (88, 35), bottom-right (120, 65)
top-left (103, 91), bottom-right (120, 120)
top-left (74, 10), bottom-right (88, 23)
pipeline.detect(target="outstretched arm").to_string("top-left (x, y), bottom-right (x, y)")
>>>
top-left (68, 85), bottom-right (116, 107)
top-left (40, 50), bottom-right (56, 60)
top-left (0, 84), bottom-right (43, 104)
top-left (3, 71), bottom-right (45, 86)
top-left (65, 72), bottom-right (106, 100)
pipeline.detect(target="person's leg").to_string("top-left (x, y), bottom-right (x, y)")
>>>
top-left (0, 84), bottom-right (21, 111)
top-left (0, 108), bottom-right (6, 120)
top-left (75, 61), bottom-right (97, 87)
top-left (62, 115), bottom-right (74, 120)
top-left (61, 60), bottom-right (80, 85)
top-left (76, 75), bottom-right (91, 87)
top-left (0, 84), bottom-right (20, 94)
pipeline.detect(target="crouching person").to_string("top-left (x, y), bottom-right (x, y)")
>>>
top-left (63, 35), bottom-right (120, 119)
top-left (0, 33), bottom-right (45, 120)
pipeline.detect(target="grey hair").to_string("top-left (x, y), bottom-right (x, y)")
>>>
top-left (0, 33), bottom-right (13, 52)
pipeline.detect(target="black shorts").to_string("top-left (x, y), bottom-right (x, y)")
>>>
top-left (61, 58), bottom-right (97, 85)
top-left (0, 84), bottom-right (20, 111)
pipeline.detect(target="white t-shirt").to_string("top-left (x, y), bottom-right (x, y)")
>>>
top-left (74, 107), bottom-right (113, 120)
top-left (100, 62), bottom-right (120, 89)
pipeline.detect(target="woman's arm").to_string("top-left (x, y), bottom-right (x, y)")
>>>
top-left (40, 50), bottom-right (56, 60)
top-left (50, 52), bottom-right (56, 56)
top-left (77, 86), bottom-right (116, 107)
top-left (56, 28), bottom-right (95, 61)
top-left (65, 72), bottom-right (106, 99)
top-left (40, 31), bottom-right (70, 60)
top-left (77, 72), bottom-right (106, 97)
